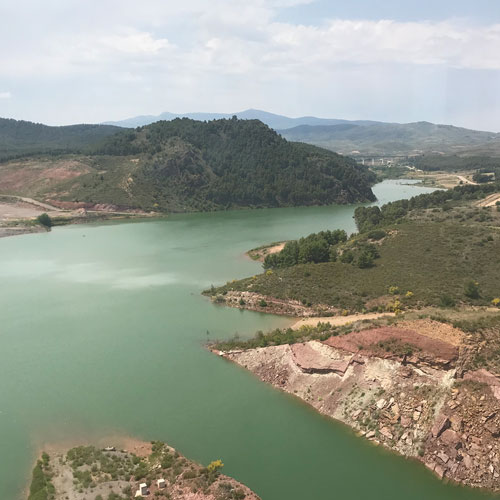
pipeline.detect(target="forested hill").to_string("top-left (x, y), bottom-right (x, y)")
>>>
top-left (93, 117), bottom-right (376, 211)
top-left (0, 118), bottom-right (122, 160)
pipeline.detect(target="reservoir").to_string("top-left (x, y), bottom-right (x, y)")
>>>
top-left (0, 180), bottom-right (496, 499)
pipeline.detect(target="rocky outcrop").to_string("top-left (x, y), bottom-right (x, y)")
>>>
top-left (211, 290), bottom-right (337, 317)
top-left (217, 325), bottom-right (500, 492)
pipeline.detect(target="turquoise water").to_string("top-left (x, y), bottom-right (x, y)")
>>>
top-left (0, 180), bottom-right (496, 499)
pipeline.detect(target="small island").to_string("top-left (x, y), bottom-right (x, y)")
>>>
top-left (28, 440), bottom-right (260, 500)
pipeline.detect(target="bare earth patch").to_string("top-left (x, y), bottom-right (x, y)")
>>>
top-left (292, 312), bottom-right (395, 330)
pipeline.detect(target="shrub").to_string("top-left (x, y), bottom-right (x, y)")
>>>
top-left (367, 229), bottom-right (387, 240)
top-left (464, 280), bottom-right (480, 299)
top-left (258, 299), bottom-right (268, 307)
top-left (36, 213), bottom-right (52, 228)
top-left (440, 294), bottom-right (456, 308)
top-left (492, 298), bottom-right (500, 307)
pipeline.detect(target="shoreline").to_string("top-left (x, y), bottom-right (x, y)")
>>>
top-left (214, 317), bottom-right (500, 492)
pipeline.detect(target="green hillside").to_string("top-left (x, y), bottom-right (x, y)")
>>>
top-left (0, 118), bottom-right (122, 160)
top-left (209, 183), bottom-right (500, 311)
top-left (0, 117), bottom-right (376, 212)
top-left (87, 117), bottom-right (376, 211)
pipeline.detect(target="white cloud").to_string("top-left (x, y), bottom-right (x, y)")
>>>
top-left (0, 91), bottom-right (11, 99)
top-left (0, 0), bottom-right (499, 128)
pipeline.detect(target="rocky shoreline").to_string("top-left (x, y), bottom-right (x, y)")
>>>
top-left (214, 319), bottom-right (500, 492)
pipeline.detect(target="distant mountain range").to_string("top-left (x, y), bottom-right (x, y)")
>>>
top-left (2, 111), bottom-right (500, 161)
top-left (104, 109), bottom-right (500, 156)
top-left (278, 121), bottom-right (500, 156)
top-left (103, 108), bottom-right (381, 131)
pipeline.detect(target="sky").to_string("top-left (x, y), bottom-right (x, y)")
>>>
top-left (1, 0), bottom-right (500, 131)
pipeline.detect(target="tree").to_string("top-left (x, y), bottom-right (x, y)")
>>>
top-left (36, 213), bottom-right (52, 228)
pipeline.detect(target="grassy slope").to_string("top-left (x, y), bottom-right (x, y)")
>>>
top-left (212, 205), bottom-right (500, 312)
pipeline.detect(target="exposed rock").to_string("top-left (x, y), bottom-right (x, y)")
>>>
top-left (432, 415), bottom-right (450, 438)
top-left (485, 421), bottom-right (500, 437)
top-left (380, 427), bottom-right (393, 440)
top-left (291, 342), bottom-right (352, 375)
top-left (441, 429), bottom-right (461, 449)
top-left (434, 464), bottom-right (446, 479)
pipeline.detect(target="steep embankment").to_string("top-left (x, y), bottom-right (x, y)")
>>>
top-left (215, 316), bottom-right (500, 491)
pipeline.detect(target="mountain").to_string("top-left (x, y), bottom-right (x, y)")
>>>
top-left (278, 121), bottom-right (500, 156)
top-left (0, 118), bottom-right (122, 160)
top-left (103, 108), bottom-right (382, 130)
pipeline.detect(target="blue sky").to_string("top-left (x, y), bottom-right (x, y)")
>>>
top-left (278, 0), bottom-right (500, 24)
top-left (0, 0), bottom-right (499, 131)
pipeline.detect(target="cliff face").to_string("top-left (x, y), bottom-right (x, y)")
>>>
top-left (217, 320), bottom-right (500, 491)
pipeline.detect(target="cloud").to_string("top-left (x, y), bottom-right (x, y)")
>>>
top-left (0, 91), bottom-right (11, 99)
top-left (0, 0), bottom-right (499, 129)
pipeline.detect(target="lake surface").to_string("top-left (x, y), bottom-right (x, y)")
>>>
top-left (0, 180), bottom-right (497, 499)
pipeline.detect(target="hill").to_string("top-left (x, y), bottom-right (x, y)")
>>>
top-left (279, 122), bottom-right (500, 156)
top-left (0, 118), bottom-right (376, 212)
top-left (207, 182), bottom-right (500, 312)
top-left (0, 118), bottom-right (122, 161)
top-left (104, 108), bottom-right (382, 130)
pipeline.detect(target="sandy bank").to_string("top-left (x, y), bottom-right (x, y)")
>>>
top-left (246, 242), bottom-right (286, 262)
top-left (292, 312), bottom-right (395, 329)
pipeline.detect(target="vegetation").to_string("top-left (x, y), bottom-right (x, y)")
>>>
top-left (353, 182), bottom-right (500, 232)
top-left (0, 117), bottom-right (376, 212)
top-left (36, 443), bottom-right (255, 500)
top-left (0, 118), bottom-right (121, 161)
top-left (410, 154), bottom-right (500, 174)
top-left (213, 322), bottom-right (339, 351)
top-left (91, 117), bottom-right (376, 211)
top-left (279, 121), bottom-right (500, 156)
top-left (209, 185), bottom-right (500, 312)
top-left (263, 230), bottom-right (347, 268)
top-left (28, 454), bottom-right (54, 500)
top-left (36, 213), bottom-right (52, 228)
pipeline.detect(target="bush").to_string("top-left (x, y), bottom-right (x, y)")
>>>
top-left (36, 213), bottom-right (52, 228)
top-left (464, 280), bottom-right (480, 299)
top-left (440, 294), bottom-right (456, 308)
top-left (367, 229), bottom-right (387, 240)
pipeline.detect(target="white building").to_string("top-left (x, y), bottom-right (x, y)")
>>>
top-left (157, 478), bottom-right (166, 489)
